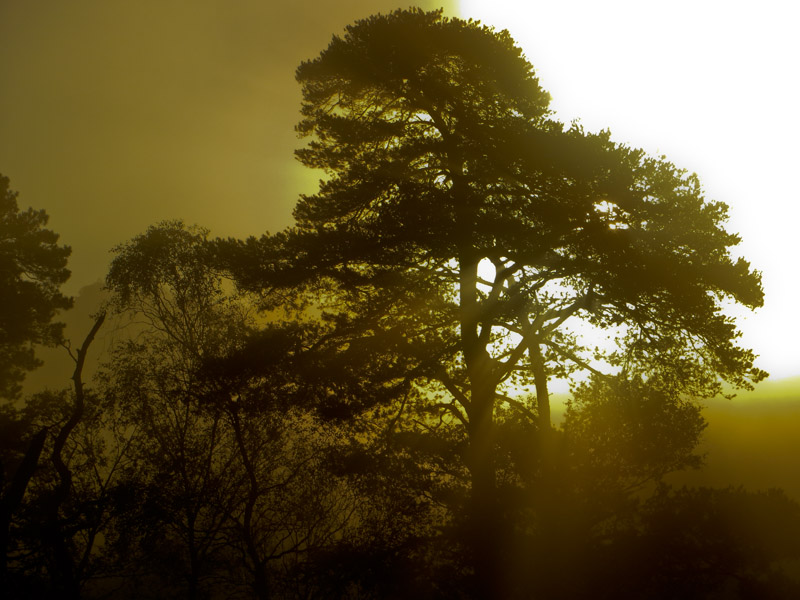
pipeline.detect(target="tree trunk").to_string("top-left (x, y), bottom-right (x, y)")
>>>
top-left (229, 408), bottom-right (270, 600)
top-left (455, 182), bottom-right (511, 596)
top-left (465, 381), bottom-right (507, 599)
top-left (529, 341), bottom-right (551, 431)
top-left (42, 312), bottom-right (105, 599)
top-left (0, 427), bottom-right (47, 595)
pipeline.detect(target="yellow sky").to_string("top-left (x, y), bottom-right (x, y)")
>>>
top-left (1, 1), bottom-right (796, 379)
top-left (461, 0), bottom-right (800, 379)
top-left (0, 0), bottom-right (454, 290)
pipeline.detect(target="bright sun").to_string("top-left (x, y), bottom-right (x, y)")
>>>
top-left (458, 0), bottom-right (800, 380)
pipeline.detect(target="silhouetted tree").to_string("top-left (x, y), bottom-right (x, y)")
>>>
top-left (40, 313), bottom-right (105, 599)
top-left (562, 376), bottom-right (706, 499)
top-left (103, 222), bottom-right (255, 598)
top-left (0, 406), bottom-right (47, 594)
top-left (0, 173), bottom-right (72, 400)
top-left (221, 9), bottom-right (766, 597)
top-left (104, 221), bottom-right (358, 598)
top-left (1, 315), bottom-right (114, 599)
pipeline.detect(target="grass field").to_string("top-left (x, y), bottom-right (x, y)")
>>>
top-left (669, 376), bottom-right (800, 499)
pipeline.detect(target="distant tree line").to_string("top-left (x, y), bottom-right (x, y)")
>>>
top-left (3, 9), bottom-right (800, 599)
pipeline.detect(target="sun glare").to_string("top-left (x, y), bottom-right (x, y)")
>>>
top-left (458, 0), bottom-right (800, 380)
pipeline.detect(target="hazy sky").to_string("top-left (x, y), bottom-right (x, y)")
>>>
top-left (1, 1), bottom-right (797, 379)
top-left (0, 0), bottom-right (454, 290)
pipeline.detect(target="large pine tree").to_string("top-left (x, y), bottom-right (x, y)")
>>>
top-left (224, 9), bottom-right (765, 596)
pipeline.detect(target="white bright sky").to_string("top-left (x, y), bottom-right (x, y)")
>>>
top-left (459, 0), bottom-right (800, 379)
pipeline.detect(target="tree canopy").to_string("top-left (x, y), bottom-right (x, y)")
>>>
top-left (230, 8), bottom-right (764, 412)
top-left (0, 174), bottom-right (72, 400)
top-left (221, 8), bottom-right (766, 596)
